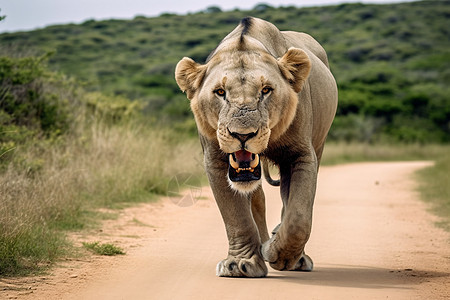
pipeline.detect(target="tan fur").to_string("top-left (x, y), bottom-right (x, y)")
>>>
top-left (277, 48), bottom-right (311, 93)
top-left (175, 17), bottom-right (337, 277)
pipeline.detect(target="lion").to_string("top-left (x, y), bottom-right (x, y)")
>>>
top-left (175, 17), bottom-right (337, 277)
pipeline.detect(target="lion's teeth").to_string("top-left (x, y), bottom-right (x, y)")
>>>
top-left (229, 154), bottom-right (239, 169)
top-left (230, 153), bottom-right (259, 172)
top-left (250, 154), bottom-right (259, 169)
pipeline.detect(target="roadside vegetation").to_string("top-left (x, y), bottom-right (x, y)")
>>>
top-left (0, 55), bottom-right (203, 275)
top-left (1, 1), bottom-right (448, 144)
top-left (82, 242), bottom-right (125, 256)
top-left (416, 154), bottom-right (450, 231)
top-left (321, 143), bottom-right (449, 166)
top-left (0, 1), bottom-right (448, 276)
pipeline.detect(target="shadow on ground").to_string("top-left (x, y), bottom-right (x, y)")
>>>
top-left (265, 264), bottom-right (449, 290)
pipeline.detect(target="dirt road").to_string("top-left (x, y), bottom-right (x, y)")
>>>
top-left (2, 161), bottom-right (449, 299)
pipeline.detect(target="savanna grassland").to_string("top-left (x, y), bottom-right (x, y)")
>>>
top-left (0, 1), bottom-right (449, 275)
top-left (0, 55), bottom-right (204, 275)
top-left (2, 1), bottom-right (449, 143)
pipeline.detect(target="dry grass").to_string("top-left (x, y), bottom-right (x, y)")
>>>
top-left (77, 123), bottom-right (204, 206)
top-left (0, 123), bottom-right (203, 275)
top-left (2, 130), bottom-right (448, 275)
top-left (321, 142), bottom-right (449, 165)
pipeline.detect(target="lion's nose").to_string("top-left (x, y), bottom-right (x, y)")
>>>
top-left (228, 130), bottom-right (258, 144)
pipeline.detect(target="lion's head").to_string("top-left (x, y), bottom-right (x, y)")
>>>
top-left (175, 18), bottom-right (311, 193)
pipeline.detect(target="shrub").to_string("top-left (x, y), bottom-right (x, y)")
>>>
top-left (83, 92), bottom-right (144, 125)
top-left (0, 54), bottom-right (79, 168)
top-left (329, 114), bottom-right (384, 143)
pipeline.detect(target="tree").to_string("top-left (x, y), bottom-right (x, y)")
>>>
top-left (253, 3), bottom-right (273, 12)
top-left (205, 6), bottom-right (222, 13)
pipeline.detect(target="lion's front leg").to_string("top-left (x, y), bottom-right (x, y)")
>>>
top-left (204, 146), bottom-right (267, 278)
top-left (216, 243), bottom-right (267, 277)
top-left (209, 174), bottom-right (267, 277)
top-left (262, 156), bottom-right (317, 271)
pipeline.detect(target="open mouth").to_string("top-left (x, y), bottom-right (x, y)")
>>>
top-left (228, 150), bottom-right (261, 182)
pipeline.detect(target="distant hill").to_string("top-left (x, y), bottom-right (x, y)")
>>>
top-left (1, 0), bottom-right (449, 142)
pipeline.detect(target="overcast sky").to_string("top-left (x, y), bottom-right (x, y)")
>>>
top-left (0, 0), bottom-right (415, 33)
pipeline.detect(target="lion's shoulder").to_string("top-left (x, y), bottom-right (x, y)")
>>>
top-left (281, 31), bottom-right (329, 68)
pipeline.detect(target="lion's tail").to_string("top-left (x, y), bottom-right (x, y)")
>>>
top-left (262, 159), bottom-right (280, 187)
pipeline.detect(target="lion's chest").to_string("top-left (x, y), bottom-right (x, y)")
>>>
top-left (264, 144), bottom-right (298, 166)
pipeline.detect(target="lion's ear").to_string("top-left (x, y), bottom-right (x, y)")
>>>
top-left (175, 57), bottom-right (207, 100)
top-left (278, 48), bottom-right (311, 93)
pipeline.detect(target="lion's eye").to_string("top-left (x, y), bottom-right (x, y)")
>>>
top-left (214, 89), bottom-right (226, 97)
top-left (261, 87), bottom-right (273, 95)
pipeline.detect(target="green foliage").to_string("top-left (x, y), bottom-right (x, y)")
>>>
top-left (1, 1), bottom-right (448, 143)
top-left (0, 54), bottom-right (65, 133)
top-left (0, 225), bottom-right (68, 276)
top-left (204, 6), bottom-right (222, 14)
top-left (416, 152), bottom-right (450, 231)
top-left (322, 143), bottom-right (450, 166)
top-left (0, 54), bottom-right (76, 167)
top-left (83, 92), bottom-right (144, 124)
top-left (0, 66), bottom-right (204, 275)
top-left (0, 49), bottom-right (203, 275)
top-left (328, 114), bottom-right (384, 143)
top-left (82, 241), bottom-right (125, 256)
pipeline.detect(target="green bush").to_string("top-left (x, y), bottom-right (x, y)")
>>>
top-left (0, 54), bottom-right (74, 133)
top-left (0, 54), bottom-right (78, 168)
top-left (83, 92), bottom-right (144, 124)
top-left (0, 77), bottom-right (204, 276)
top-left (329, 114), bottom-right (384, 143)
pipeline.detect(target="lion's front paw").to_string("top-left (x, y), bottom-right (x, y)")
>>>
top-left (216, 254), bottom-right (268, 277)
top-left (292, 253), bottom-right (314, 271)
top-left (261, 235), bottom-right (313, 271)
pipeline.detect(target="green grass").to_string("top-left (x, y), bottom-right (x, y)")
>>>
top-left (82, 242), bottom-right (125, 256)
top-left (416, 153), bottom-right (450, 231)
top-left (0, 227), bottom-right (69, 276)
top-left (132, 218), bottom-right (154, 227)
top-left (321, 143), bottom-right (449, 165)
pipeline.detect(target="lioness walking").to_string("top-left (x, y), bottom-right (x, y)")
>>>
top-left (175, 17), bottom-right (337, 277)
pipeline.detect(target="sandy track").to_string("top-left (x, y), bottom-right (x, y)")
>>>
top-left (2, 161), bottom-right (449, 299)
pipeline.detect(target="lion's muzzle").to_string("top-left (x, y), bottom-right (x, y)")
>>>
top-left (228, 150), bottom-right (261, 182)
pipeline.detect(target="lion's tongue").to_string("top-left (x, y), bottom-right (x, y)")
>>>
top-left (229, 150), bottom-right (259, 171)
top-left (235, 150), bottom-right (253, 162)
top-left (228, 150), bottom-right (261, 181)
